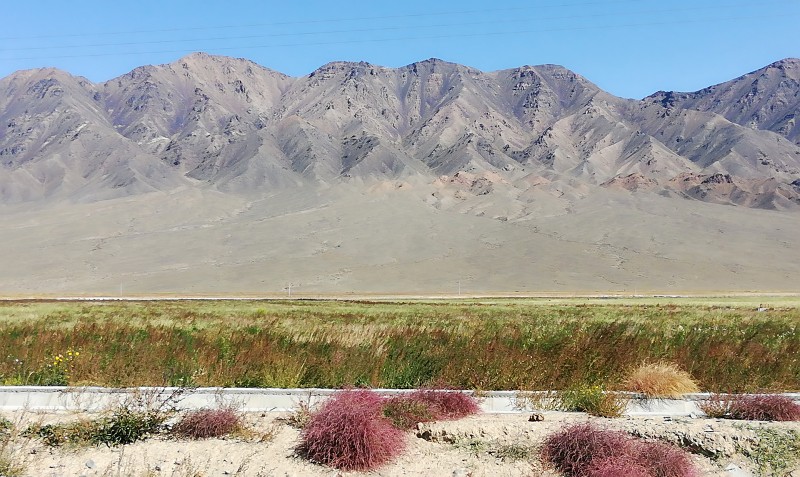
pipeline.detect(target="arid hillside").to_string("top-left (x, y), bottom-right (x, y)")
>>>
top-left (1, 55), bottom-right (799, 294)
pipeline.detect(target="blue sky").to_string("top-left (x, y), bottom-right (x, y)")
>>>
top-left (2, 0), bottom-right (798, 98)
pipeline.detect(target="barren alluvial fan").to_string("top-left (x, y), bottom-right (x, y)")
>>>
top-left (1, 53), bottom-right (799, 293)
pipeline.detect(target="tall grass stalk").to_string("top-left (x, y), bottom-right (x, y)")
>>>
top-left (0, 300), bottom-right (797, 391)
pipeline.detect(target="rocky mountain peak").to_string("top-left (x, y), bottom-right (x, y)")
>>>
top-left (1, 54), bottom-right (799, 210)
top-left (767, 57), bottom-right (800, 71)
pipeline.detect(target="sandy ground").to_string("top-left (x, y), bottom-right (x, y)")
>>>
top-left (2, 186), bottom-right (800, 296)
top-left (2, 411), bottom-right (798, 477)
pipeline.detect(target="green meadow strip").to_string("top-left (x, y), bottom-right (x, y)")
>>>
top-left (0, 300), bottom-right (797, 392)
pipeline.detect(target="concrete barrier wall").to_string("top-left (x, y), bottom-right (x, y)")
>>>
top-left (0, 387), bottom-right (797, 416)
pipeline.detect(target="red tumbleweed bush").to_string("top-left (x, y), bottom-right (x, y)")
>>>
top-left (701, 394), bottom-right (800, 421)
top-left (586, 456), bottom-right (650, 477)
top-left (631, 440), bottom-right (699, 477)
top-left (172, 408), bottom-right (241, 439)
top-left (541, 423), bottom-right (632, 477)
top-left (728, 394), bottom-right (800, 421)
top-left (542, 422), bottom-right (698, 477)
top-left (408, 389), bottom-right (480, 420)
top-left (298, 389), bottom-right (405, 471)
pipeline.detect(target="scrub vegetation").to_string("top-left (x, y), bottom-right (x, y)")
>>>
top-left (0, 298), bottom-right (797, 391)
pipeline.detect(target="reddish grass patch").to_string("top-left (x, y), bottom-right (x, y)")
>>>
top-left (542, 422), bottom-right (698, 477)
top-left (700, 394), bottom-right (800, 421)
top-left (729, 394), bottom-right (800, 421)
top-left (587, 456), bottom-right (650, 477)
top-left (382, 396), bottom-right (434, 430)
top-left (171, 408), bottom-right (241, 439)
top-left (298, 389), bottom-right (405, 471)
top-left (541, 423), bottom-right (631, 477)
top-left (632, 440), bottom-right (699, 477)
top-left (408, 389), bottom-right (480, 420)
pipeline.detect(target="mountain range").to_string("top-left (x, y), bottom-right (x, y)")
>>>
top-left (2, 53), bottom-right (800, 208)
top-left (1, 54), bottom-right (799, 294)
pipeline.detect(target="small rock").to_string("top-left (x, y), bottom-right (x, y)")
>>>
top-left (86, 459), bottom-right (96, 469)
top-left (453, 469), bottom-right (470, 477)
top-left (724, 463), bottom-right (753, 476)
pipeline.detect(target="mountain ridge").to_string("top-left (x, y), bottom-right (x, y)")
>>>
top-left (1, 53), bottom-right (799, 209)
top-left (3, 54), bottom-right (800, 294)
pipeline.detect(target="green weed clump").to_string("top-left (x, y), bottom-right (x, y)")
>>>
top-left (737, 428), bottom-right (800, 476)
top-left (0, 417), bottom-right (11, 437)
top-left (23, 420), bottom-right (96, 447)
top-left (0, 417), bottom-right (25, 477)
top-left (23, 388), bottom-right (182, 447)
top-left (24, 407), bottom-right (165, 447)
top-left (92, 407), bottom-right (165, 446)
top-left (557, 385), bottom-right (628, 418)
top-left (0, 454), bottom-right (25, 477)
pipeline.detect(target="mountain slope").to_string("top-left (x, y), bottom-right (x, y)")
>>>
top-left (647, 58), bottom-right (800, 145)
top-left (0, 68), bottom-right (184, 202)
top-left (1, 54), bottom-right (799, 210)
top-left (2, 54), bottom-right (800, 294)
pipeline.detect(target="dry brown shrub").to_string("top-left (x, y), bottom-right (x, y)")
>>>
top-left (171, 408), bottom-right (241, 439)
top-left (624, 362), bottom-right (699, 398)
top-left (700, 394), bottom-right (800, 421)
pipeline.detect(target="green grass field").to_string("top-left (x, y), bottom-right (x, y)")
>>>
top-left (0, 297), bottom-right (797, 391)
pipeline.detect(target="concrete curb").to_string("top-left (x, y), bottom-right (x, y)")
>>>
top-left (1, 387), bottom-right (797, 416)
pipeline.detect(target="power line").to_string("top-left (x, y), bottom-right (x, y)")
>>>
top-left (1, 12), bottom-right (796, 64)
top-left (2, 1), bottom-right (775, 53)
top-left (0, 0), bottom-right (648, 41)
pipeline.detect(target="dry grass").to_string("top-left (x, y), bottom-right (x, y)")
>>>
top-left (624, 362), bottom-right (700, 398)
top-left (700, 394), bottom-right (800, 421)
top-left (171, 408), bottom-right (242, 439)
top-left (382, 396), bottom-right (434, 430)
top-left (0, 416), bottom-right (26, 477)
top-left (0, 299), bottom-right (798, 391)
top-left (286, 400), bottom-right (314, 429)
